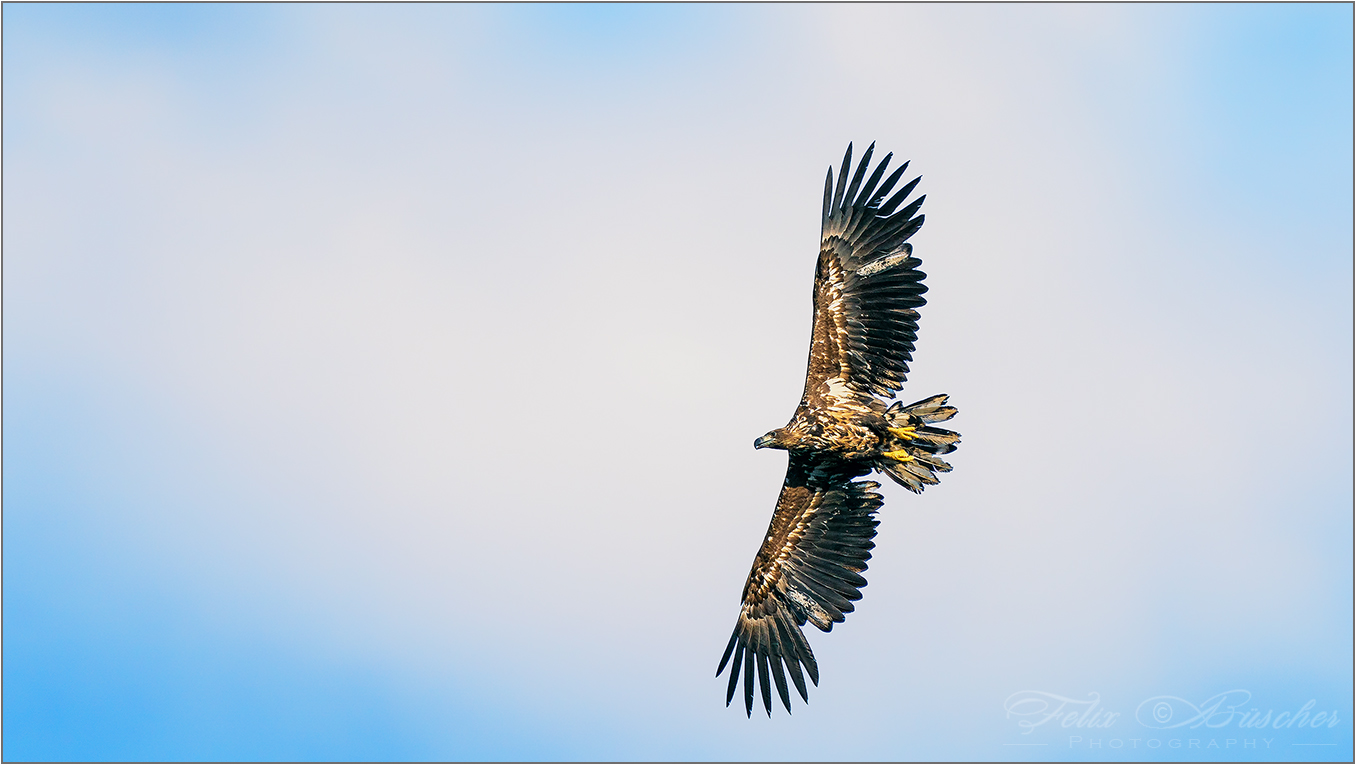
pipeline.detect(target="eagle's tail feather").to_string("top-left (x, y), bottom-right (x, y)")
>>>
top-left (891, 393), bottom-right (958, 425)
top-left (878, 394), bottom-right (960, 493)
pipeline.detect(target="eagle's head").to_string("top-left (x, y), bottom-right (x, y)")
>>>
top-left (753, 429), bottom-right (790, 450)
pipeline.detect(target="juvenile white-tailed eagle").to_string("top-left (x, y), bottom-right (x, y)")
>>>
top-left (717, 143), bottom-right (960, 717)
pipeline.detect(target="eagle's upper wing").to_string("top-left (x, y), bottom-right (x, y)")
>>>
top-left (803, 142), bottom-right (929, 402)
top-left (716, 453), bottom-right (882, 716)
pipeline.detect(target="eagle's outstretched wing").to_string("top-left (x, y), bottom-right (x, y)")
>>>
top-left (716, 453), bottom-right (882, 717)
top-left (803, 142), bottom-right (929, 402)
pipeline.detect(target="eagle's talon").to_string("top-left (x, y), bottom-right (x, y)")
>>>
top-left (888, 426), bottom-right (917, 439)
top-left (882, 449), bottom-right (914, 462)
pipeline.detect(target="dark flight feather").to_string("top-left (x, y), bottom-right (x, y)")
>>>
top-left (800, 145), bottom-right (929, 401)
top-left (715, 453), bottom-right (883, 717)
top-left (724, 639), bottom-right (743, 705)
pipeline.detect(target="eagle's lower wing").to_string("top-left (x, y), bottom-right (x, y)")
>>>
top-left (716, 453), bottom-right (882, 717)
top-left (803, 142), bottom-right (929, 402)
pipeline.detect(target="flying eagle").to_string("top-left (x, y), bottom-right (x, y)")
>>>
top-left (716, 143), bottom-right (960, 717)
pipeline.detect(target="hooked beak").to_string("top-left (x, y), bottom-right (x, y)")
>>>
top-left (753, 434), bottom-right (775, 450)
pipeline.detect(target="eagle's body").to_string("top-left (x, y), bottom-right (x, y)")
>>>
top-left (779, 378), bottom-right (886, 457)
top-left (718, 143), bottom-right (961, 717)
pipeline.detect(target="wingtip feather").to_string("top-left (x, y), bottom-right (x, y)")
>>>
top-left (830, 143), bottom-right (852, 215)
top-left (742, 641), bottom-right (756, 716)
top-left (725, 639), bottom-right (744, 705)
top-left (842, 142), bottom-right (874, 214)
top-left (716, 630), bottom-right (739, 677)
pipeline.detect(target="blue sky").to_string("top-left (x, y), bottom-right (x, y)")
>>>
top-left (4, 4), bottom-right (1351, 761)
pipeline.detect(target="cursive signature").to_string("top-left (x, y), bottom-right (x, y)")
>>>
top-left (1135, 691), bottom-right (1342, 730)
top-left (1004, 691), bottom-right (1120, 734)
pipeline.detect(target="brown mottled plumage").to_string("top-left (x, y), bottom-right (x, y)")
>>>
top-left (717, 143), bottom-right (961, 717)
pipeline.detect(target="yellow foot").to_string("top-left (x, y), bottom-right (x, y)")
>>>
top-left (888, 426), bottom-right (917, 439)
top-left (882, 449), bottom-right (914, 462)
